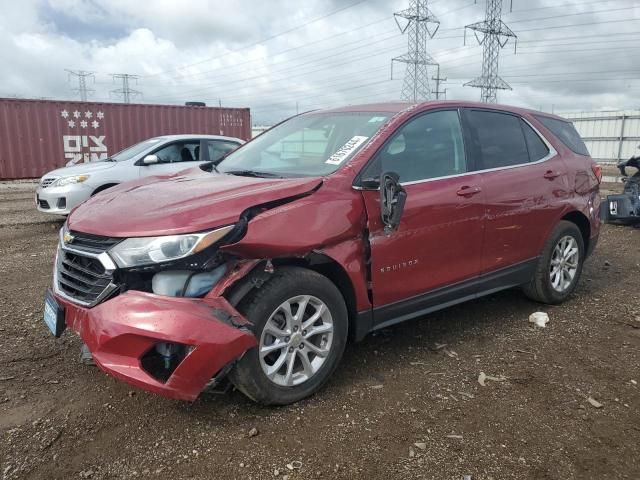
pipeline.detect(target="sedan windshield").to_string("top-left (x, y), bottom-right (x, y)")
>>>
top-left (109, 138), bottom-right (163, 162)
top-left (217, 112), bottom-right (390, 177)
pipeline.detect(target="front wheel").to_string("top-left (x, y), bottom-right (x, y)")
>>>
top-left (228, 267), bottom-right (348, 405)
top-left (523, 220), bottom-right (585, 304)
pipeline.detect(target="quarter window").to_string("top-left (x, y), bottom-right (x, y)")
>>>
top-left (466, 110), bottom-right (529, 169)
top-left (534, 115), bottom-right (590, 156)
top-left (521, 120), bottom-right (550, 162)
top-left (208, 140), bottom-right (239, 162)
top-left (370, 110), bottom-right (467, 183)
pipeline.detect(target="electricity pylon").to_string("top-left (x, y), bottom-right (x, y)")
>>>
top-left (464, 0), bottom-right (517, 103)
top-left (391, 0), bottom-right (440, 102)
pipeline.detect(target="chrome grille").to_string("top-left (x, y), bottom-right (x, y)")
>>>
top-left (57, 251), bottom-right (113, 305)
top-left (40, 177), bottom-right (57, 188)
top-left (55, 230), bottom-right (119, 307)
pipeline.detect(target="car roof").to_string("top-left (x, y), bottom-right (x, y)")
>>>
top-left (318, 100), bottom-right (567, 121)
top-left (150, 134), bottom-right (244, 142)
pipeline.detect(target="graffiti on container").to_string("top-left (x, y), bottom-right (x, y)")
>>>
top-left (63, 135), bottom-right (108, 164)
top-left (61, 109), bottom-right (108, 165)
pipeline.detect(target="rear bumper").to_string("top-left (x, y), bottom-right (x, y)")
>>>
top-left (56, 290), bottom-right (256, 401)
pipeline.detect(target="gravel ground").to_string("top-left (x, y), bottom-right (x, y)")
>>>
top-left (0, 180), bottom-right (638, 480)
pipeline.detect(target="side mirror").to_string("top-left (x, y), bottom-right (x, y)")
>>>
top-left (379, 171), bottom-right (407, 234)
top-left (142, 154), bottom-right (159, 165)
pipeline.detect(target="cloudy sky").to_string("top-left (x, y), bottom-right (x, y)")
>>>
top-left (2, 0), bottom-right (639, 124)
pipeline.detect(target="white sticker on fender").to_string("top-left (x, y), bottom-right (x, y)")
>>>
top-left (325, 136), bottom-right (369, 165)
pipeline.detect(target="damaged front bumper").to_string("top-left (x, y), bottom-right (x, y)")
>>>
top-left (55, 290), bottom-right (256, 401)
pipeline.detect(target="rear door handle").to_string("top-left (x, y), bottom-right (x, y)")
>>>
top-left (543, 170), bottom-right (563, 180)
top-left (456, 185), bottom-right (482, 197)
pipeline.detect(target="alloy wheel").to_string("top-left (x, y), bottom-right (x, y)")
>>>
top-left (259, 295), bottom-right (334, 387)
top-left (549, 235), bottom-right (580, 292)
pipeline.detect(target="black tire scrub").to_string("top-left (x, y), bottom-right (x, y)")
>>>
top-left (229, 266), bottom-right (348, 405)
top-left (523, 220), bottom-right (585, 304)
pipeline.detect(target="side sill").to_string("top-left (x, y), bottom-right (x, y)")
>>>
top-left (367, 258), bottom-right (538, 333)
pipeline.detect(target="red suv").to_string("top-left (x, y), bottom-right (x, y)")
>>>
top-left (44, 101), bottom-right (601, 405)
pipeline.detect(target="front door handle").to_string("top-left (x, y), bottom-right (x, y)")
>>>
top-left (457, 185), bottom-right (482, 197)
top-left (543, 170), bottom-right (563, 180)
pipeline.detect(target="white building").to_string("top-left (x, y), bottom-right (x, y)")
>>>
top-left (560, 110), bottom-right (640, 164)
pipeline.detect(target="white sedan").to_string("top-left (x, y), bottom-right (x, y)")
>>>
top-left (36, 134), bottom-right (244, 215)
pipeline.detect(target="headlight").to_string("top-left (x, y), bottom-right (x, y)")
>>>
top-left (109, 225), bottom-right (235, 268)
top-left (54, 175), bottom-right (90, 187)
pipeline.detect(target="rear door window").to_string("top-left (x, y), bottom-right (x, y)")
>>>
top-left (534, 115), bottom-right (590, 156)
top-left (465, 110), bottom-right (530, 170)
top-left (521, 120), bottom-right (550, 162)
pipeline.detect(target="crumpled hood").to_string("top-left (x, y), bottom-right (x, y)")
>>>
top-left (67, 168), bottom-right (323, 237)
top-left (43, 161), bottom-right (117, 178)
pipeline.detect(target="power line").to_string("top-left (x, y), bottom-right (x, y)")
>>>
top-left (151, 17), bottom-right (396, 84)
top-left (144, 0), bottom-right (370, 79)
top-left (516, 17), bottom-right (640, 34)
top-left (518, 31), bottom-right (640, 44)
top-left (464, 0), bottom-right (517, 103)
top-left (145, 31), bottom-right (403, 99)
top-left (151, 34), bottom-right (637, 108)
top-left (65, 70), bottom-right (95, 102)
top-left (146, 0), bottom-right (633, 96)
top-left (111, 74), bottom-right (142, 104)
top-left (144, 1), bottom-right (476, 88)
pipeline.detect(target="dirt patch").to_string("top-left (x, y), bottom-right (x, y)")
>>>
top-left (0, 186), bottom-right (638, 480)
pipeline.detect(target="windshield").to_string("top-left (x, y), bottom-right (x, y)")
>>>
top-left (217, 112), bottom-right (390, 177)
top-left (110, 138), bottom-right (163, 162)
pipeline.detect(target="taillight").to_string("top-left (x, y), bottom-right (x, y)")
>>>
top-left (591, 163), bottom-right (602, 183)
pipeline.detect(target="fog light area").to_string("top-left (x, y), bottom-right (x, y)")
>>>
top-left (141, 342), bottom-right (193, 383)
top-left (151, 264), bottom-right (227, 297)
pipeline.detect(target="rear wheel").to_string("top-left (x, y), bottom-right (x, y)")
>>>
top-left (523, 220), bottom-right (585, 304)
top-left (229, 267), bottom-right (348, 405)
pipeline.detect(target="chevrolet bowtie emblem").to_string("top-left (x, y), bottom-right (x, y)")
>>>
top-left (63, 232), bottom-right (74, 244)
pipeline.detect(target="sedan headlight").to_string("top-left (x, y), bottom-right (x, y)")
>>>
top-left (54, 175), bottom-right (90, 187)
top-left (109, 225), bottom-right (235, 268)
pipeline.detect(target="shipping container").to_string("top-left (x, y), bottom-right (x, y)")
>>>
top-left (0, 98), bottom-right (251, 179)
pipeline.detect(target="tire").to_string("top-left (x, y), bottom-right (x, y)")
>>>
top-left (228, 266), bottom-right (348, 405)
top-left (523, 220), bottom-right (585, 304)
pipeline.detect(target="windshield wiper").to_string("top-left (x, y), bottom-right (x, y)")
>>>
top-left (224, 169), bottom-right (284, 178)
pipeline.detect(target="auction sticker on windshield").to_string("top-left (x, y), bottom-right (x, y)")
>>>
top-left (325, 136), bottom-right (369, 165)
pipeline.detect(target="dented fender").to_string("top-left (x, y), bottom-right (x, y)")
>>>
top-left (222, 178), bottom-right (366, 258)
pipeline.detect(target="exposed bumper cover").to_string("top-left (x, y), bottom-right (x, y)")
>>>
top-left (56, 290), bottom-right (256, 401)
